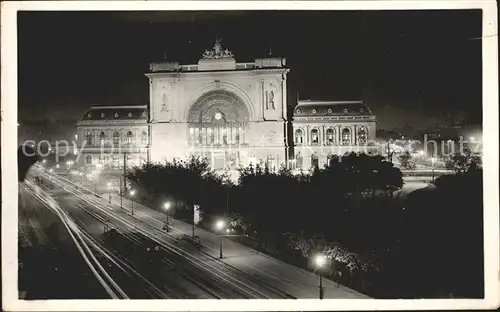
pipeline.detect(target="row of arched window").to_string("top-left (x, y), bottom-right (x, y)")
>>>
top-left (84, 130), bottom-right (148, 147)
top-left (294, 126), bottom-right (368, 146)
top-left (85, 153), bottom-right (144, 168)
top-left (189, 126), bottom-right (248, 146)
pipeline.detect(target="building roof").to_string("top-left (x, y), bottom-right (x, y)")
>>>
top-left (293, 100), bottom-right (373, 117)
top-left (80, 105), bottom-right (148, 121)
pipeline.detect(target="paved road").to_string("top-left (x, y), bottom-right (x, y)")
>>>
top-left (35, 167), bottom-right (369, 299)
top-left (33, 170), bottom-right (298, 299)
top-left (18, 184), bottom-right (110, 299)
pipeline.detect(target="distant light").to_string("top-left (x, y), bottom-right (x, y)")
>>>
top-left (418, 150), bottom-right (425, 156)
top-left (74, 134), bottom-right (78, 140)
top-left (314, 254), bottom-right (327, 268)
top-left (79, 172), bottom-right (83, 176)
top-left (216, 220), bottom-right (225, 231)
top-left (17, 123), bottom-right (20, 127)
top-left (470, 136), bottom-right (475, 141)
top-left (225, 228), bottom-right (231, 233)
top-left (214, 112), bottom-right (222, 120)
top-left (164, 202), bottom-right (171, 210)
top-left (73, 149), bottom-right (78, 155)
top-left (49, 168), bottom-right (54, 173)
top-left (42, 159), bottom-right (47, 164)
top-left (55, 164), bottom-right (60, 169)
top-left (130, 190), bottom-right (136, 196)
top-left (107, 182), bottom-right (111, 188)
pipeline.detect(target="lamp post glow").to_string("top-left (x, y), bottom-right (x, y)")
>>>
top-left (130, 189), bottom-right (136, 215)
top-left (107, 182), bottom-right (112, 204)
top-left (163, 202), bottom-right (171, 225)
top-left (315, 254), bottom-right (327, 299)
top-left (216, 220), bottom-right (226, 259)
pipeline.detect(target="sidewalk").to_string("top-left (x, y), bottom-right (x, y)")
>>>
top-left (74, 178), bottom-right (368, 298)
top-left (98, 193), bottom-right (370, 299)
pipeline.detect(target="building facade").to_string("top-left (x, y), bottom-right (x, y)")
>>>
top-left (292, 100), bottom-right (377, 169)
top-left (76, 105), bottom-right (149, 171)
top-left (146, 39), bottom-right (289, 171)
top-left (75, 40), bottom-right (377, 173)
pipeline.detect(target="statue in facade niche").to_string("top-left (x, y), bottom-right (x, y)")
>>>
top-left (266, 89), bottom-right (276, 110)
top-left (160, 93), bottom-right (169, 112)
top-left (269, 90), bottom-right (275, 110)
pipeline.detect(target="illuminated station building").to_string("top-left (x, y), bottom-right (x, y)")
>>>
top-left (76, 39), bottom-right (376, 173)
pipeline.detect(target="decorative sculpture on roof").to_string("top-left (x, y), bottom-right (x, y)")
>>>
top-left (202, 38), bottom-right (234, 59)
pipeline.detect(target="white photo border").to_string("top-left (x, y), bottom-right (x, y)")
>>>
top-left (2, 1), bottom-right (498, 311)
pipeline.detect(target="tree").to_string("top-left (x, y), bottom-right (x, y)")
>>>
top-left (398, 151), bottom-right (417, 170)
top-left (18, 145), bottom-right (40, 181)
top-left (449, 148), bottom-right (482, 174)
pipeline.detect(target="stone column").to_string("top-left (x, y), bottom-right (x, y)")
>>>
top-left (354, 125), bottom-right (357, 146)
top-left (338, 125), bottom-right (342, 145)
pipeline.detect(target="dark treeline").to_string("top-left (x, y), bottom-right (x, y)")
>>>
top-left (126, 152), bottom-right (483, 298)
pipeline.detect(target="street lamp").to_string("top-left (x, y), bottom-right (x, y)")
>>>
top-left (163, 202), bottom-right (171, 226)
top-left (130, 189), bottom-right (136, 215)
top-left (107, 182), bottom-right (112, 204)
top-left (216, 219), bottom-right (226, 259)
top-left (314, 254), bottom-right (327, 299)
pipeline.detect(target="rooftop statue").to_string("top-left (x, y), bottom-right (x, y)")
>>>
top-left (202, 38), bottom-right (234, 59)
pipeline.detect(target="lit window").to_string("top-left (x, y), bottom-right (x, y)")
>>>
top-left (342, 128), bottom-right (351, 145)
top-left (126, 131), bottom-right (133, 145)
top-left (86, 132), bottom-right (93, 146)
top-left (311, 129), bottom-right (319, 145)
top-left (113, 132), bottom-right (120, 146)
top-left (357, 127), bottom-right (367, 145)
top-left (295, 129), bottom-right (304, 144)
top-left (326, 128), bottom-right (335, 145)
top-left (99, 131), bottom-right (106, 146)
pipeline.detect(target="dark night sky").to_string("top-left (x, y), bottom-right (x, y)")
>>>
top-left (18, 10), bottom-right (482, 130)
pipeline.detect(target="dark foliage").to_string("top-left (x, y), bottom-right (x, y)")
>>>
top-left (128, 152), bottom-right (483, 298)
top-left (18, 145), bottom-right (40, 181)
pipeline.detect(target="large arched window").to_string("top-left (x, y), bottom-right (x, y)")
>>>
top-left (85, 155), bottom-right (92, 165)
top-left (187, 90), bottom-right (250, 148)
top-left (342, 128), bottom-right (351, 145)
top-left (311, 128), bottom-right (319, 145)
top-left (86, 132), bottom-right (93, 146)
top-left (126, 131), bottom-right (133, 145)
top-left (357, 127), bottom-right (368, 145)
top-left (295, 129), bottom-right (304, 144)
top-left (326, 128), bottom-right (335, 145)
top-left (113, 131), bottom-right (120, 146)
